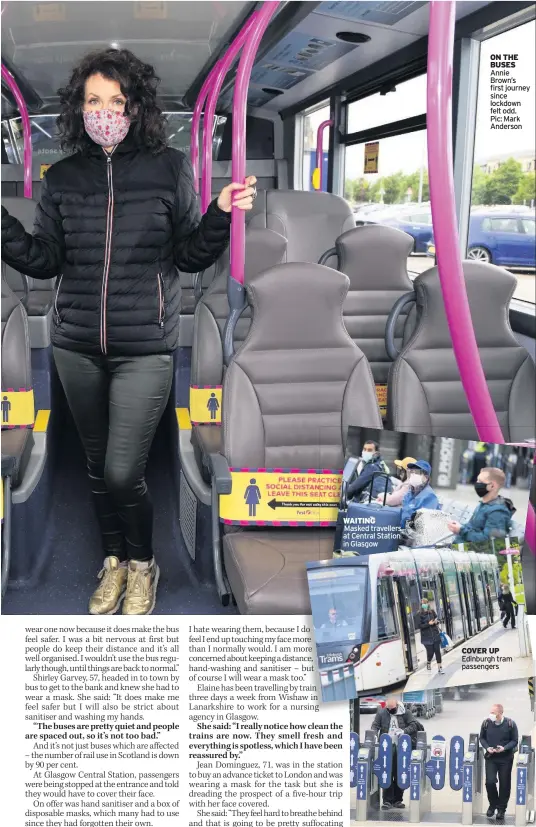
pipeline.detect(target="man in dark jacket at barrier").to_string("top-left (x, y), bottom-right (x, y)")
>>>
top-left (347, 441), bottom-right (392, 500)
top-left (448, 468), bottom-right (515, 546)
top-left (480, 704), bottom-right (519, 820)
top-left (371, 698), bottom-right (420, 810)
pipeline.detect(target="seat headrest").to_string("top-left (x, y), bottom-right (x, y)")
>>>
top-left (248, 190), bottom-right (354, 263)
top-left (242, 262), bottom-right (350, 350)
top-left (213, 228), bottom-right (287, 288)
top-left (411, 261), bottom-right (518, 349)
top-left (335, 224), bottom-right (414, 289)
top-left (1, 278), bottom-right (22, 326)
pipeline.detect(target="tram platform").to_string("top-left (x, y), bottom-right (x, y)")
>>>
top-left (351, 817), bottom-right (515, 825)
top-left (404, 620), bottom-right (532, 692)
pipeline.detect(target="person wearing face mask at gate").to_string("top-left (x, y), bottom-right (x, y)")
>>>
top-left (447, 467), bottom-right (515, 546)
top-left (480, 704), bottom-right (519, 820)
top-left (1, 49), bottom-right (257, 616)
top-left (399, 460), bottom-right (441, 528)
top-left (371, 697), bottom-right (420, 810)
top-left (346, 440), bottom-right (392, 500)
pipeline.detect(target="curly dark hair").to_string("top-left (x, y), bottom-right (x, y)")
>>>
top-left (57, 48), bottom-right (167, 155)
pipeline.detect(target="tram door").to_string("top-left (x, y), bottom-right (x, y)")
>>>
top-left (460, 573), bottom-right (474, 637)
top-left (483, 572), bottom-right (495, 622)
top-left (470, 572), bottom-right (482, 632)
top-left (438, 573), bottom-right (453, 639)
top-left (393, 577), bottom-right (417, 674)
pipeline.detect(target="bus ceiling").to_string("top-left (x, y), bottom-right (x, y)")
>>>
top-left (1, 1), bottom-right (528, 119)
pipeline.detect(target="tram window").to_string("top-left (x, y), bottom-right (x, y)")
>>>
top-left (409, 578), bottom-right (421, 627)
top-left (308, 567), bottom-right (368, 644)
top-left (347, 74), bottom-right (426, 134)
top-left (470, 19), bottom-right (535, 304)
top-left (444, 571), bottom-right (464, 639)
top-left (376, 581), bottom-right (397, 640)
top-left (474, 572), bottom-right (487, 618)
top-left (299, 101), bottom-right (330, 192)
top-left (345, 131), bottom-right (435, 279)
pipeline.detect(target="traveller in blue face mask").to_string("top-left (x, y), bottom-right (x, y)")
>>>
top-left (400, 460), bottom-right (441, 527)
top-left (347, 440), bottom-right (393, 500)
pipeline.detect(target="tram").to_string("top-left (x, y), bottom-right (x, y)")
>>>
top-left (306, 548), bottom-right (502, 693)
top-left (1, 1), bottom-right (535, 615)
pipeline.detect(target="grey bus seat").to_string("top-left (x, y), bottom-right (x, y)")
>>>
top-left (334, 224), bottom-right (414, 383)
top-left (191, 228), bottom-right (287, 477)
top-left (189, 190), bottom-right (355, 477)
top-left (1, 197), bottom-right (56, 317)
top-left (1, 280), bottom-right (34, 487)
top-left (387, 261), bottom-right (536, 441)
top-left (220, 262), bottom-right (383, 614)
top-left (249, 189), bottom-right (354, 266)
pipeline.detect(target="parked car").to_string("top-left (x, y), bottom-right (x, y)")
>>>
top-left (371, 208), bottom-right (433, 252)
top-left (359, 695), bottom-right (386, 713)
top-left (426, 211), bottom-right (535, 267)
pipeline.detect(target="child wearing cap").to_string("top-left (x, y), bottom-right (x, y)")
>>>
top-left (378, 457), bottom-right (417, 507)
top-left (400, 460), bottom-right (441, 527)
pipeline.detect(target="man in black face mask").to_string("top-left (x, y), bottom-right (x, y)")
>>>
top-left (447, 468), bottom-right (515, 545)
top-left (371, 697), bottom-right (420, 810)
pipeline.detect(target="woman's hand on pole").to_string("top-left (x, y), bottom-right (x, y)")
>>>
top-left (217, 175), bottom-right (257, 212)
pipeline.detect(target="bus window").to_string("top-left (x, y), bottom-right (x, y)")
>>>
top-left (308, 566), bottom-right (368, 645)
top-left (376, 579), bottom-right (397, 640)
top-left (470, 19), bottom-right (535, 304)
top-left (298, 101), bottom-right (330, 192)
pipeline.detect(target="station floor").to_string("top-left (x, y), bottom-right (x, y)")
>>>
top-left (404, 620), bottom-right (531, 692)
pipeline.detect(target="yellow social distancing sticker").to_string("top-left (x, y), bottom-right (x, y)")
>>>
top-left (375, 384), bottom-right (387, 418)
top-left (364, 141), bottom-right (379, 174)
top-left (1, 389), bottom-right (35, 428)
top-left (189, 386), bottom-right (222, 425)
top-left (219, 469), bottom-right (342, 525)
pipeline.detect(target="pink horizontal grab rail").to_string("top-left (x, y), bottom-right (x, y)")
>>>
top-left (1, 62), bottom-right (32, 198)
top-left (427, 2), bottom-right (503, 444)
top-left (315, 119), bottom-right (332, 192)
top-left (201, 13), bottom-right (259, 213)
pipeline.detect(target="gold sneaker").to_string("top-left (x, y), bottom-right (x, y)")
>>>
top-left (122, 558), bottom-right (160, 615)
top-left (88, 556), bottom-right (128, 615)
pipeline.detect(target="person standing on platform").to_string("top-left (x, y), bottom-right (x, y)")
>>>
top-left (480, 704), bottom-right (519, 821)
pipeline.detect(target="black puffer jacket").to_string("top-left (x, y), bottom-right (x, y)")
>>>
top-left (1, 130), bottom-right (231, 356)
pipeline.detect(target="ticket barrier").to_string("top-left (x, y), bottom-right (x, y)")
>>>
top-left (353, 730), bottom-right (381, 821)
top-left (461, 734), bottom-right (484, 825)
top-left (408, 733), bottom-right (433, 823)
top-left (515, 737), bottom-right (535, 827)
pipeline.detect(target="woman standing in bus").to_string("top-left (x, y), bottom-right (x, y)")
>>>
top-left (1, 48), bottom-right (257, 616)
top-left (418, 597), bottom-right (444, 674)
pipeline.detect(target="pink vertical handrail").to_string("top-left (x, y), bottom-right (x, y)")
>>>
top-left (427, 1), bottom-right (503, 444)
top-left (230, 1), bottom-right (279, 288)
top-left (315, 119), bottom-right (332, 191)
top-left (201, 13), bottom-right (259, 213)
top-left (1, 62), bottom-right (32, 198)
top-left (191, 69), bottom-right (216, 193)
top-left (221, 0), bottom-right (279, 365)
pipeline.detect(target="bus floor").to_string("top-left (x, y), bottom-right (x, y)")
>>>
top-left (403, 621), bottom-right (529, 693)
top-left (3, 404), bottom-right (233, 616)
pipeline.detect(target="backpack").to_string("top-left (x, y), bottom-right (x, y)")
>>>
top-left (481, 718), bottom-right (518, 753)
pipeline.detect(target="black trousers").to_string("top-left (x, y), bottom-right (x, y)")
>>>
top-left (53, 347), bottom-right (173, 561)
top-left (485, 756), bottom-right (514, 810)
top-left (383, 746), bottom-right (404, 804)
top-left (425, 639), bottom-right (442, 664)
top-left (503, 604), bottom-right (516, 629)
